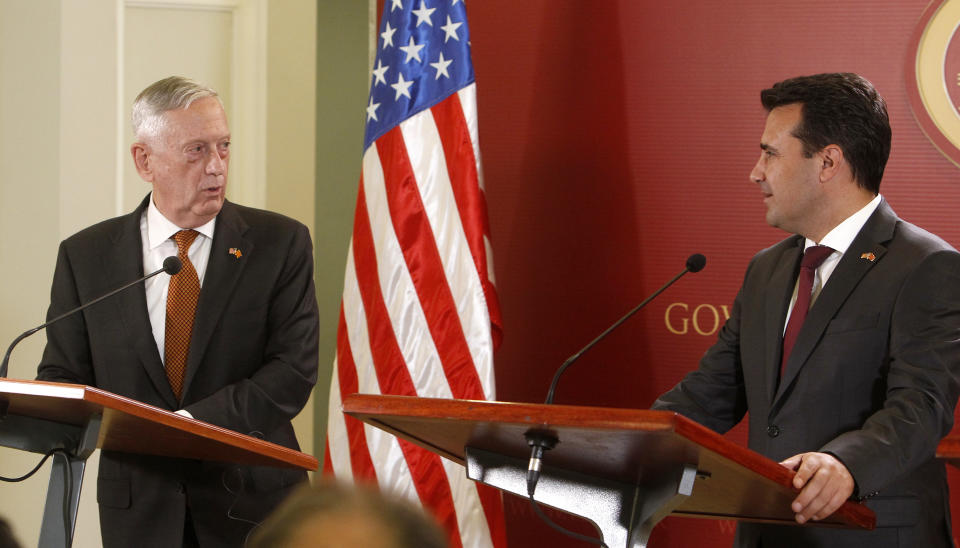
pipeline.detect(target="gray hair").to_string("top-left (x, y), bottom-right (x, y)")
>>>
top-left (131, 76), bottom-right (220, 141)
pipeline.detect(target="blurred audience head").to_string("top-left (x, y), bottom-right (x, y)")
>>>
top-left (247, 480), bottom-right (447, 548)
top-left (0, 517), bottom-right (21, 548)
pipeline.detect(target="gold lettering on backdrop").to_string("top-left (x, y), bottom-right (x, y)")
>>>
top-left (665, 302), bottom-right (732, 336)
top-left (692, 304), bottom-right (719, 336)
top-left (665, 302), bottom-right (689, 334)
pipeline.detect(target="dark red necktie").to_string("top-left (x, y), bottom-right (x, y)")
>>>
top-left (165, 229), bottom-right (200, 399)
top-left (780, 245), bottom-right (834, 378)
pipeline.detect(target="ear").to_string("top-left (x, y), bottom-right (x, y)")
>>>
top-left (818, 144), bottom-right (844, 183)
top-left (131, 142), bottom-right (154, 182)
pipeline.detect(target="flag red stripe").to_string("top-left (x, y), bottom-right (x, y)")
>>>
top-left (351, 183), bottom-right (465, 547)
top-left (428, 96), bottom-right (507, 548)
top-left (429, 94), bottom-right (489, 262)
top-left (475, 484), bottom-right (507, 548)
top-left (374, 128), bottom-right (486, 400)
top-left (430, 93), bottom-right (490, 279)
top-left (335, 302), bottom-right (379, 482)
top-left (395, 439), bottom-right (464, 548)
top-left (349, 183), bottom-right (416, 397)
top-left (430, 93), bottom-right (504, 348)
top-left (329, 7), bottom-right (506, 545)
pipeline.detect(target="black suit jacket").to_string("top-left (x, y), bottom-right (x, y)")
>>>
top-left (37, 196), bottom-right (319, 547)
top-left (654, 200), bottom-right (960, 547)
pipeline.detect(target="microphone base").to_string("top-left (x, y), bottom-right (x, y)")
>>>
top-left (524, 428), bottom-right (559, 451)
top-left (466, 446), bottom-right (696, 548)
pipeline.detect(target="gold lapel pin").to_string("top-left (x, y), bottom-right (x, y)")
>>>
top-left (860, 252), bottom-right (876, 262)
top-left (228, 247), bottom-right (243, 259)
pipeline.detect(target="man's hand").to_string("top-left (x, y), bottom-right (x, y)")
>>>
top-left (779, 452), bottom-right (855, 524)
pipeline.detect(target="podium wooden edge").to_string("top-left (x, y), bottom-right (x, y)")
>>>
top-left (667, 416), bottom-right (876, 529)
top-left (936, 434), bottom-right (960, 470)
top-left (342, 393), bottom-right (875, 530)
top-left (0, 378), bottom-right (318, 471)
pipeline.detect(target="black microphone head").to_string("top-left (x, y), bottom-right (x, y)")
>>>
top-left (686, 253), bottom-right (706, 273)
top-left (163, 256), bottom-right (183, 275)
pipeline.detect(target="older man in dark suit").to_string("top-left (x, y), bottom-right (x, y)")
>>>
top-left (654, 73), bottom-right (960, 547)
top-left (37, 76), bottom-right (319, 547)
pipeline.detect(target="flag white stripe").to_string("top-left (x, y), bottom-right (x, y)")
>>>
top-left (324, 361), bottom-right (353, 478)
top-left (341, 243), bottom-right (382, 398)
top-left (363, 125), bottom-right (494, 548)
top-left (361, 145), bottom-right (454, 399)
top-left (443, 456), bottom-right (494, 546)
top-left (366, 421), bottom-right (419, 502)
top-left (342, 246), bottom-right (420, 501)
top-left (398, 110), bottom-right (494, 400)
top-left (458, 84), bottom-right (498, 398)
top-left (392, 113), bottom-right (495, 545)
top-left (330, 5), bottom-right (505, 545)
top-left (457, 84), bottom-right (486, 193)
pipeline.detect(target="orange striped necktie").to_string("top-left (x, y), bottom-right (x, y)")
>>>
top-left (165, 229), bottom-right (200, 400)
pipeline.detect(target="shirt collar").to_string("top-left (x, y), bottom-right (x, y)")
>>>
top-left (804, 194), bottom-right (882, 255)
top-left (145, 193), bottom-right (217, 250)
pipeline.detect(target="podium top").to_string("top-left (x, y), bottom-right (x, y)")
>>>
top-left (0, 378), bottom-right (317, 470)
top-left (937, 433), bottom-right (960, 469)
top-left (343, 394), bottom-right (875, 530)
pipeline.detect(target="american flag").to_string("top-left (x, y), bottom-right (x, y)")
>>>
top-left (324, 1), bottom-right (506, 547)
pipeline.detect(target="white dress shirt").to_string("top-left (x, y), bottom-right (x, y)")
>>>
top-left (140, 194), bottom-right (215, 415)
top-left (783, 194), bottom-right (882, 332)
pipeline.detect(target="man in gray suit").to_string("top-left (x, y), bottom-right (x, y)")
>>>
top-left (37, 76), bottom-right (319, 547)
top-left (654, 73), bottom-right (960, 547)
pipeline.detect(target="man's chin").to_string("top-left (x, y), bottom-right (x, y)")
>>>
top-left (765, 215), bottom-right (798, 235)
top-left (196, 197), bottom-right (225, 219)
top-left (764, 210), bottom-right (779, 229)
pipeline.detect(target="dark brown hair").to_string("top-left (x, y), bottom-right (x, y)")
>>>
top-left (761, 73), bottom-right (890, 194)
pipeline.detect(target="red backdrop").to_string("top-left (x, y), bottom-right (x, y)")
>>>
top-left (462, 1), bottom-right (960, 546)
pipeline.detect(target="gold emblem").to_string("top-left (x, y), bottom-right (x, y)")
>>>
top-left (908, 1), bottom-right (960, 167)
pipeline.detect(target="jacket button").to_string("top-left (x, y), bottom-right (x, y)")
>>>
top-left (767, 425), bottom-right (780, 438)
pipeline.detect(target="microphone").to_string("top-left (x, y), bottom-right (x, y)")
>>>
top-left (542, 253), bottom-right (705, 405)
top-left (0, 256), bottom-right (183, 378)
top-left (526, 253), bottom-right (707, 497)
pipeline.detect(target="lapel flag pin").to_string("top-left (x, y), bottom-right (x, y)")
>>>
top-left (860, 252), bottom-right (876, 262)
top-left (228, 247), bottom-right (242, 259)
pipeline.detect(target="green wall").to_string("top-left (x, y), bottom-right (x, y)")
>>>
top-left (313, 1), bottom-right (371, 462)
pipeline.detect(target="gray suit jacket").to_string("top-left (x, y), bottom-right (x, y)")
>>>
top-left (37, 196), bottom-right (319, 547)
top-left (654, 200), bottom-right (960, 547)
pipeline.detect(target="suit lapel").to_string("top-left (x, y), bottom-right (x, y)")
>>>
top-left (764, 238), bottom-right (803, 403)
top-left (773, 200), bottom-right (896, 406)
top-left (183, 201), bottom-right (251, 397)
top-left (113, 195), bottom-right (180, 408)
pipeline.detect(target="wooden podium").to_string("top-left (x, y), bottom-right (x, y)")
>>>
top-left (936, 431), bottom-right (960, 469)
top-left (343, 394), bottom-right (875, 548)
top-left (0, 378), bottom-right (318, 548)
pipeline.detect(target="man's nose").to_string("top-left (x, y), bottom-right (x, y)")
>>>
top-left (205, 148), bottom-right (225, 175)
top-left (749, 157), bottom-right (763, 184)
